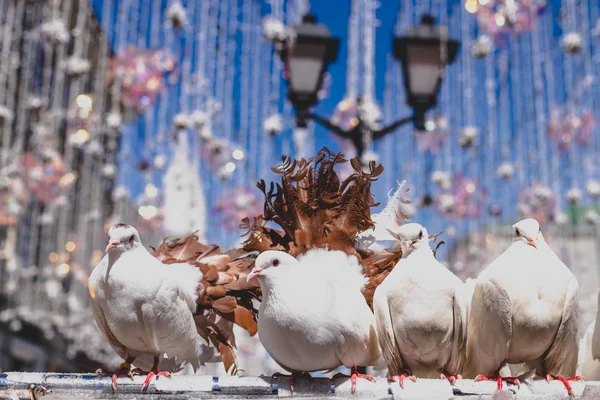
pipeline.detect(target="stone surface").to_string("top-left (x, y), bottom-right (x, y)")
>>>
top-left (0, 373), bottom-right (596, 399)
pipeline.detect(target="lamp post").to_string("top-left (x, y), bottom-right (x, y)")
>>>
top-left (279, 13), bottom-right (459, 161)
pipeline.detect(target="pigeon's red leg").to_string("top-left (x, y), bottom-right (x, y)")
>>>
top-left (389, 370), bottom-right (417, 389)
top-left (339, 366), bottom-right (376, 393)
top-left (95, 356), bottom-right (135, 391)
top-left (131, 355), bottom-right (172, 391)
top-left (545, 374), bottom-right (585, 397)
top-left (440, 371), bottom-right (462, 385)
top-left (474, 374), bottom-right (520, 391)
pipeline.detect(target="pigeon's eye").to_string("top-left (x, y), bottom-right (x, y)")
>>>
top-left (515, 228), bottom-right (520, 236)
top-left (418, 230), bottom-right (423, 240)
top-left (272, 258), bottom-right (280, 267)
top-left (128, 235), bottom-right (135, 243)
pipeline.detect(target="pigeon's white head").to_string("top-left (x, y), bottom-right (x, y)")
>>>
top-left (513, 218), bottom-right (542, 249)
top-left (106, 223), bottom-right (142, 253)
top-left (247, 250), bottom-right (297, 284)
top-left (388, 222), bottom-right (429, 256)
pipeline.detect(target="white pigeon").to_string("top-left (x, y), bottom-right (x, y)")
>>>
top-left (88, 223), bottom-right (212, 390)
top-left (463, 218), bottom-right (581, 396)
top-left (373, 223), bottom-right (468, 388)
top-left (247, 249), bottom-right (381, 393)
top-left (577, 291), bottom-right (600, 380)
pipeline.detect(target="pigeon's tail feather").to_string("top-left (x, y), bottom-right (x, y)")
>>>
top-left (243, 147), bottom-right (401, 308)
top-left (354, 180), bottom-right (413, 308)
top-left (355, 180), bottom-right (411, 254)
top-left (153, 233), bottom-right (261, 375)
top-left (373, 180), bottom-right (411, 233)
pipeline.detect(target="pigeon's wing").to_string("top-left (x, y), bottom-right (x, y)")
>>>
top-left (88, 263), bottom-right (128, 360)
top-left (592, 292), bottom-right (600, 361)
top-left (363, 250), bottom-right (402, 309)
top-left (463, 278), bottom-right (512, 378)
top-left (141, 274), bottom-right (213, 371)
top-left (543, 276), bottom-right (579, 376)
top-left (445, 285), bottom-right (469, 375)
top-left (154, 234), bottom-right (260, 336)
top-left (154, 233), bottom-right (260, 374)
top-left (373, 284), bottom-right (404, 376)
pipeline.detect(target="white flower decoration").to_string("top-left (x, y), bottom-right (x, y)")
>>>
top-left (459, 126), bottom-right (478, 148)
top-left (263, 114), bottom-right (284, 135)
top-left (566, 187), bottom-right (582, 204)
top-left (586, 179), bottom-right (600, 198)
top-left (166, 1), bottom-right (188, 28)
top-left (262, 16), bottom-right (287, 42)
top-left (497, 162), bottom-right (515, 180)
top-left (561, 32), bottom-right (583, 54)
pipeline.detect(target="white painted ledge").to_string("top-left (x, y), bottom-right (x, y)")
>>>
top-left (0, 372), bottom-right (595, 399)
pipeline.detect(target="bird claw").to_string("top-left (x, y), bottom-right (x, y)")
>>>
top-left (133, 368), bottom-right (172, 391)
top-left (96, 362), bottom-right (134, 391)
top-left (350, 367), bottom-right (376, 394)
top-left (474, 374), bottom-right (520, 391)
top-left (440, 372), bottom-right (462, 385)
top-left (389, 371), bottom-right (417, 389)
top-left (545, 374), bottom-right (585, 397)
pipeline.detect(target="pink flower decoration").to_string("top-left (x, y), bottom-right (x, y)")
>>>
top-left (435, 174), bottom-right (486, 220)
top-left (517, 182), bottom-right (556, 224)
top-left (213, 187), bottom-right (263, 231)
top-left (414, 117), bottom-right (448, 153)
top-left (547, 108), bottom-right (595, 154)
top-left (471, 0), bottom-right (546, 46)
top-left (21, 148), bottom-right (74, 204)
top-left (107, 47), bottom-right (177, 114)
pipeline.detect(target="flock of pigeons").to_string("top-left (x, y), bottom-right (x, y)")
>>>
top-left (88, 148), bottom-right (598, 396)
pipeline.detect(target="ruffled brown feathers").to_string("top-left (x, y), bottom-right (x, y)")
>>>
top-left (242, 147), bottom-right (410, 308)
top-left (153, 233), bottom-right (260, 374)
top-left (242, 147), bottom-right (383, 258)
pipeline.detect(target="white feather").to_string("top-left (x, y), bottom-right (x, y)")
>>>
top-left (296, 248), bottom-right (367, 292)
top-left (355, 181), bottom-right (407, 254)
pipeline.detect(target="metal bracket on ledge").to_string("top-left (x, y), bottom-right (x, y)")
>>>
top-left (211, 376), bottom-right (220, 392)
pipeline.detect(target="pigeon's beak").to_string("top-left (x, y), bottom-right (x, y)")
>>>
top-left (403, 240), bottom-right (417, 250)
top-left (526, 237), bottom-right (537, 248)
top-left (247, 267), bottom-right (262, 282)
top-left (105, 241), bottom-right (119, 252)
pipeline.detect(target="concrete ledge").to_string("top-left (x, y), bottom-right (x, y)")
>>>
top-left (0, 372), bottom-right (595, 399)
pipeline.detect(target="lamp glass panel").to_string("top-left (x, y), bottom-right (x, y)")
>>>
top-left (289, 42), bottom-right (327, 93)
top-left (405, 44), bottom-right (442, 96)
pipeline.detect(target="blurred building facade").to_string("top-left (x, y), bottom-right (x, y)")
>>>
top-left (0, 0), bottom-right (160, 373)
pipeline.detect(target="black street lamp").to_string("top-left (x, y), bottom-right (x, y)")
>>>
top-left (279, 13), bottom-right (459, 160)
top-left (280, 14), bottom-right (340, 128)
top-left (394, 14), bottom-right (459, 130)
